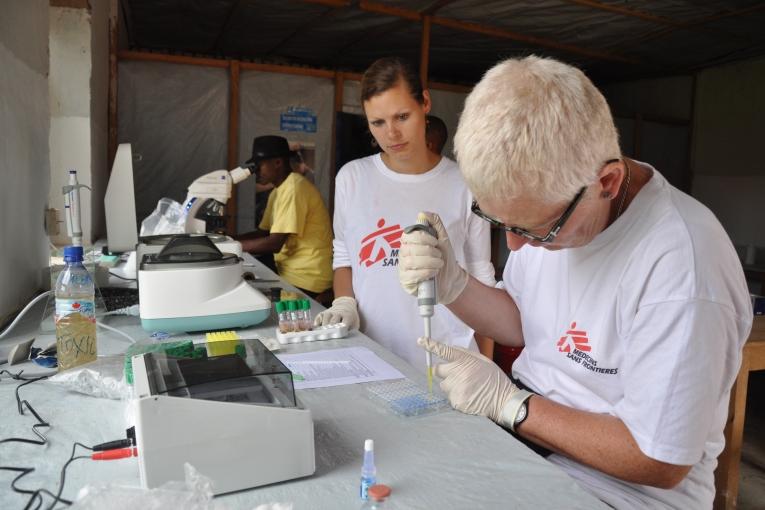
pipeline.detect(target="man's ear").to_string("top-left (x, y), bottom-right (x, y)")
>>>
top-left (597, 161), bottom-right (624, 199)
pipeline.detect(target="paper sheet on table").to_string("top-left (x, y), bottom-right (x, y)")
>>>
top-left (277, 347), bottom-right (405, 389)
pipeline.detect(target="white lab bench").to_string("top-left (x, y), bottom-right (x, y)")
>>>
top-left (0, 255), bottom-right (608, 509)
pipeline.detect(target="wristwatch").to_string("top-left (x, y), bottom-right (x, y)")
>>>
top-left (500, 389), bottom-right (533, 433)
top-left (514, 400), bottom-right (528, 429)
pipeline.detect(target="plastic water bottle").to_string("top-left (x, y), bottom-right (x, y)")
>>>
top-left (55, 245), bottom-right (97, 370)
top-left (360, 439), bottom-right (376, 500)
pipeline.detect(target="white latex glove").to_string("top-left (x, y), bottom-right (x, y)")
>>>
top-left (418, 336), bottom-right (521, 426)
top-left (398, 212), bottom-right (468, 305)
top-left (313, 296), bottom-right (360, 330)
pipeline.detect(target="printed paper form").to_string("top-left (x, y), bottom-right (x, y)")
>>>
top-left (276, 346), bottom-right (405, 389)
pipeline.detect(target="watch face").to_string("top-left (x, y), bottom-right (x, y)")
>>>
top-left (515, 402), bottom-right (527, 424)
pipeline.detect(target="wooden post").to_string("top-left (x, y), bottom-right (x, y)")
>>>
top-left (329, 72), bottom-right (345, 218)
top-left (227, 60), bottom-right (240, 234)
top-left (420, 15), bottom-right (431, 89)
top-left (107, 0), bottom-right (119, 168)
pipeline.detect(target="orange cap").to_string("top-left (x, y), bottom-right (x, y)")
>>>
top-left (368, 484), bottom-right (391, 501)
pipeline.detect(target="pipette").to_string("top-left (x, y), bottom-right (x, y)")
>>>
top-left (403, 216), bottom-right (438, 394)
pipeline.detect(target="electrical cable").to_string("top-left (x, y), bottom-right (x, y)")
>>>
top-left (107, 271), bottom-right (136, 281)
top-left (0, 370), bottom-right (50, 446)
top-left (0, 370), bottom-right (95, 509)
top-left (47, 442), bottom-right (92, 510)
top-left (0, 370), bottom-right (66, 509)
top-left (96, 321), bottom-right (136, 344)
top-left (0, 291), bottom-right (54, 340)
top-left (97, 304), bottom-right (140, 317)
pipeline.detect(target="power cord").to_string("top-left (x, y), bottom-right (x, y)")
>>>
top-left (108, 271), bottom-right (136, 282)
top-left (97, 304), bottom-right (140, 317)
top-left (48, 442), bottom-right (92, 510)
top-left (96, 321), bottom-right (136, 344)
top-left (0, 291), bottom-right (53, 340)
top-left (0, 370), bottom-right (93, 509)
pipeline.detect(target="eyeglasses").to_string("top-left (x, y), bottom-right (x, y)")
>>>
top-left (471, 186), bottom-right (587, 243)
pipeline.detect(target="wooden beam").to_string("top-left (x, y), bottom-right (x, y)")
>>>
top-left (50, 0), bottom-right (90, 8)
top-left (432, 15), bottom-right (637, 64)
top-left (420, 15), bottom-right (432, 89)
top-left (564, 0), bottom-right (683, 27)
top-left (357, 0), bottom-right (637, 64)
top-left (118, 50), bottom-right (337, 79)
top-left (227, 60), bottom-right (240, 234)
top-left (329, 72), bottom-right (345, 217)
top-left (298, 0), bottom-right (350, 7)
top-left (429, 80), bottom-right (470, 94)
top-left (566, 0), bottom-right (760, 46)
top-left (239, 61), bottom-right (336, 79)
top-left (118, 50), bottom-right (229, 68)
top-left (359, 0), bottom-right (422, 22)
top-left (118, 50), bottom-right (469, 95)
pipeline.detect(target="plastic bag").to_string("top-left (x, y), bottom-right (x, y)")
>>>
top-left (71, 464), bottom-right (293, 510)
top-left (48, 355), bottom-right (132, 401)
top-left (140, 197), bottom-right (186, 236)
top-left (71, 464), bottom-right (220, 510)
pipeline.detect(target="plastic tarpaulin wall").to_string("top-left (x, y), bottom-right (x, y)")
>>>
top-left (237, 71), bottom-right (334, 234)
top-left (117, 61), bottom-right (229, 227)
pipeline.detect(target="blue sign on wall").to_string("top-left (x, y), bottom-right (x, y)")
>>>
top-left (280, 106), bottom-right (317, 133)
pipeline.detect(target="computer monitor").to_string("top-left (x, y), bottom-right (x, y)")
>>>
top-left (104, 143), bottom-right (139, 253)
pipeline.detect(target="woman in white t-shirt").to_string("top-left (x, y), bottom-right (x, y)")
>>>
top-left (314, 57), bottom-right (495, 370)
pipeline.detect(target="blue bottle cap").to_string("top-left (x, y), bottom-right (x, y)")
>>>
top-left (63, 245), bottom-right (84, 262)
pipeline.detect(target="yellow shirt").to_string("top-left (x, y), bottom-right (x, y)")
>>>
top-left (259, 172), bottom-right (333, 293)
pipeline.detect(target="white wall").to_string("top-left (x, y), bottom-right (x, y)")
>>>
top-left (0, 0), bottom-right (50, 319)
top-left (602, 57), bottom-right (765, 259)
top-left (49, 6), bottom-right (94, 245)
top-left (691, 56), bottom-right (765, 252)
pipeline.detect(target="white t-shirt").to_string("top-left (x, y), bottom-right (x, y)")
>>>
top-left (334, 154), bottom-right (495, 369)
top-left (504, 166), bottom-right (752, 509)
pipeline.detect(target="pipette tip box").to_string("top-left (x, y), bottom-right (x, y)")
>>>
top-left (366, 379), bottom-right (449, 418)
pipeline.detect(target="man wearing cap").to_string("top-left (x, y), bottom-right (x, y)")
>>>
top-left (237, 135), bottom-right (333, 298)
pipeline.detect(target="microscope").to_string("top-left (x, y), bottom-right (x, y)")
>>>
top-left (182, 166), bottom-right (253, 233)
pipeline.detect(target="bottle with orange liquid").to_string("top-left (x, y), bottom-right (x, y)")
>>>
top-left (55, 246), bottom-right (97, 371)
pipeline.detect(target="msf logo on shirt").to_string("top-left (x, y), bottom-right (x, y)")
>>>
top-left (557, 321), bottom-right (619, 375)
top-left (358, 218), bottom-right (403, 268)
top-left (557, 322), bottom-right (592, 353)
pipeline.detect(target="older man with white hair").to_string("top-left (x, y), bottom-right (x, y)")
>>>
top-left (398, 56), bottom-right (752, 508)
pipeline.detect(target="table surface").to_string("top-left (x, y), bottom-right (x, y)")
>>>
top-left (0, 256), bottom-right (608, 510)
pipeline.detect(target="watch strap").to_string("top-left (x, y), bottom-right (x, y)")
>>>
top-left (499, 389), bottom-right (533, 433)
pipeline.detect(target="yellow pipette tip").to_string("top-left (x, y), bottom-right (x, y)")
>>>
top-left (427, 366), bottom-right (433, 395)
